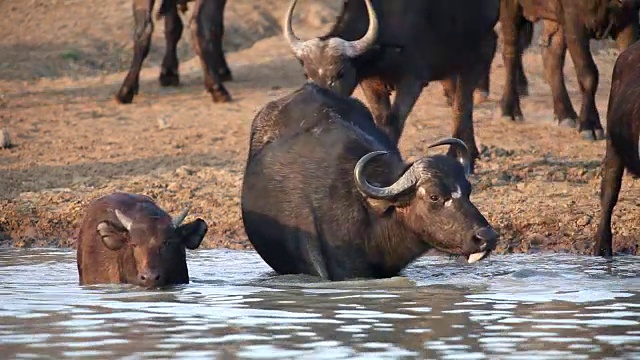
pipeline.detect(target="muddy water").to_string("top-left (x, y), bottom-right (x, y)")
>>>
top-left (0, 249), bottom-right (638, 359)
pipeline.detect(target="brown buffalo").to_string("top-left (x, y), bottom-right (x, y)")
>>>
top-left (593, 40), bottom-right (640, 257)
top-left (76, 192), bottom-right (208, 287)
top-left (499, 0), bottom-right (639, 140)
top-left (115, 0), bottom-right (232, 104)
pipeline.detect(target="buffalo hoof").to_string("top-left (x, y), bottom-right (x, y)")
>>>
top-left (499, 114), bottom-right (524, 123)
top-left (159, 71), bottom-right (180, 87)
top-left (473, 91), bottom-right (489, 105)
top-left (115, 87), bottom-right (136, 104)
top-left (219, 69), bottom-right (233, 82)
top-left (210, 87), bottom-right (232, 103)
top-left (592, 243), bottom-right (613, 257)
top-left (580, 129), bottom-right (605, 141)
top-left (558, 118), bottom-right (577, 128)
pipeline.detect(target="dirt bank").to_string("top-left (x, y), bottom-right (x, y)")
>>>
top-left (0, 0), bottom-right (638, 255)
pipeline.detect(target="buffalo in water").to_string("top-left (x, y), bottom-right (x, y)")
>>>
top-left (76, 192), bottom-right (208, 287)
top-left (593, 40), bottom-right (640, 257)
top-left (241, 83), bottom-right (498, 281)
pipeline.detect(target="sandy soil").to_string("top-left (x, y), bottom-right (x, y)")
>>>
top-left (1, 0), bottom-right (638, 255)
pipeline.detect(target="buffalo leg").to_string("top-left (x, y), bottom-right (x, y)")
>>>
top-left (213, 0), bottom-right (232, 82)
top-left (540, 20), bottom-right (578, 127)
top-left (360, 78), bottom-right (394, 142)
top-left (190, 0), bottom-right (232, 103)
top-left (593, 139), bottom-right (624, 257)
top-left (473, 29), bottom-right (498, 105)
top-left (388, 78), bottom-right (424, 144)
top-left (441, 79), bottom-right (456, 107)
top-left (115, 0), bottom-right (155, 104)
top-left (498, 3), bottom-right (525, 122)
top-left (159, 1), bottom-right (183, 87)
top-left (515, 20), bottom-right (534, 96)
top-left (476, 25), bottom-right (529, 105)
top-left (564, 23), bottom-right (604, 140)
top-left (450, 71), bottom-right (480, 173)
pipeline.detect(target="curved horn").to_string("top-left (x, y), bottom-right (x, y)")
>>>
top-left (115, 209), bottom-right (133, 231)
top-left (284, 0), bottom-right (306, 57)
top-left (172, 208), bottom-right (189, 228)
top-left (354, 151), bottom-right (424, 200)
top-left (343, 0), bottom-right (379, 58)
top-left (428, 138), bottom-right (471, 176)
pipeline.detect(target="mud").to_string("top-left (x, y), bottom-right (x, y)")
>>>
top-left (0, 0), bottom-right (638, 255)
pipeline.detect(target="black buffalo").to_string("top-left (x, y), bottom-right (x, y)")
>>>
top-left (115, 0), bottom-right (232, 104)
top-left (593, 40), bottom-right (640, 257)
top-left (241, 83), bottom-right (498, 281)
top-left (283, 0), bottom-right (500, 172)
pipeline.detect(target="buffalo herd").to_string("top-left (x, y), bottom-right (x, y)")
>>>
top-left (77, 0), bottom-right (640, 286)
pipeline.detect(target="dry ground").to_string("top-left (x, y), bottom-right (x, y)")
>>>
top-left (1, 0), bottom-right (638, 254)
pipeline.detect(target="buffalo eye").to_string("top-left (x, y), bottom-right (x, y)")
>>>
top-left (429, 194), bottom-right (440, 202)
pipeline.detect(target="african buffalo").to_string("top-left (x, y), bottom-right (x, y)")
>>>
top-left (593, 40), bottom-right (640, 257)
top-left (76, 192), bottom-right (208, 287)
top-left (115, 0), bottom-right (232, 104)
top-left (241, 83), bottom-right (498, 281)
top-left (499, 0), bottom-right (639, 140)
top-left (283, 0), bottom-right (500, 172)
top-left (442, 20), bottom-right (535, 107)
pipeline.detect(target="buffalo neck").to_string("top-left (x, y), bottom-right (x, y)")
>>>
top-left (366, 209), bottom-right (431, 277)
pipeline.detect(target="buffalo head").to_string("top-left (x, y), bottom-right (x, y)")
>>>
top-left (354, 138), bottom-right (498, 263)
top-left (284, 0), bottom-right (378, 96)
top-left (96, 207), bottom-right (208, 287)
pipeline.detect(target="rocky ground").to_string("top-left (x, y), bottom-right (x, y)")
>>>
top-left (0, 0), bottom-right (638, 255)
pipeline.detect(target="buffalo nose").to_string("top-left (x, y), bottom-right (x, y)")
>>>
top-left (474, 227), bottom-right (498, 251)
top-left (139, 271), bottom-right (161, 286)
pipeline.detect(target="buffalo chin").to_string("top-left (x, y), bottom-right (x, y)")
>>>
top-left (467, 251), bottom-right (489, 264)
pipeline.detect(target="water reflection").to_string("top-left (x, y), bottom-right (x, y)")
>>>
top-left (0, 249), bottom-right (638, 359)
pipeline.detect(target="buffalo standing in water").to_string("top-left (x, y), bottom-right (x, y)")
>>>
top-left (593, 40), bottom-right (640, 257)
top-left (241, 83), bottom-right (498, 281)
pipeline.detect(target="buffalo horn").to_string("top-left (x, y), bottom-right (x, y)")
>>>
top-left (115, 209), bottom-right (134, 231)
top-left (343, 0), bottom-right (379, 58)
top-left (284, 0), bottom-right (305, 57)
top-left (354, 151), bottom-right (424, 200)
top-left (427, 138), bottom-right (471, 177)
top-left (172, 208), bottom-right (189, 228)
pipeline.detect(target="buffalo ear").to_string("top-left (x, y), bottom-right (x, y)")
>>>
top-left (177, 219), bottom-right (208, 250)
top-left (97, 222), bottom-right (128, 250)
top-left (366, 198), bottom-right (395, 217)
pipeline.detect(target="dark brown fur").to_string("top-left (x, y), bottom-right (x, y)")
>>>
top-left (593, 40), bottom-right (640, 257)
top-left (241, 83), bottom-right (497, 281)
top-left (499, 0), bottom-right (639, 140)
top-left (76, 192), bottom-right (208, 287)
top-left (288, 0), bottom-right (500, 173)
top-left (115, 0), bottom-right (232, 105)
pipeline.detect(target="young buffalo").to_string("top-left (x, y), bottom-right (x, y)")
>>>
top-left (76, 192), bottom-right (208, 287)
top-left (593, 40), bottom-right (640, 257)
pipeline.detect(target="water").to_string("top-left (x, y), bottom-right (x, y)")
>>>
top-left (0, 249), bottom-right (639, 359)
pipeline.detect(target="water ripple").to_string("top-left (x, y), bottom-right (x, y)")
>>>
top-left (0, 249), bottom-right (638, 359)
